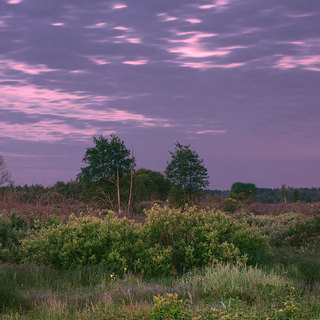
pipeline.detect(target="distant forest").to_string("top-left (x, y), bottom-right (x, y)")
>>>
top-left (208, 187), bottom-right (320, 203)
top-left (1, 183), bottom-right (320, 205)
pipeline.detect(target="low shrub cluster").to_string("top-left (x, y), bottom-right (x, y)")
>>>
top-left (21, 206), bottom-right (270, 276)
top-left (242, 212), bottom-right (320, 249)
top-left (0, 210), bottom-right (62, 263)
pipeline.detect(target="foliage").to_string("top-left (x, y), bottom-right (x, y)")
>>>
top-left (228, 182), bottom-right (257, 202)
top-left (292, 189), bottom-right (299, 202)
top-left (21, 206), bottom-right (270, 276)
top-left (151, 294), bottom-right (189, 320)
top-left (165, 143), bottom-right (209, 204)
top-left (280, 184), bottom-right (289, 203)
top-left (245, 212), bottom-right (320, 249)
top-left (80, 169), bottom-right (171, 212)
top-left (77, 134), bottom-right (135, 182)
top-left (222, 198), bottom-right (241, 213)
top-left (0, 210), bottom-right (62, 263)
top-left (141, 206), bottom-right (270, 276)
top-left (22, 213), bottom-right (144, 272)
top-left (133, 168), bottom-right (171, 202)
top-left (0, 211), bottom-right (30, 263)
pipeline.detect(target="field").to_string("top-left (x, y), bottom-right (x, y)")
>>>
top-left (1, 191), bottom-right (320, 319)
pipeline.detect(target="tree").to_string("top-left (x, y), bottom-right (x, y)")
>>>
top-left (78, 134), bottom-right (135, 181)
top-left (228, 182), bottom-right (257, 202)
top-left (280, 184), bottom-right (289, 204)
top-left (77, 134), bottom-right (135, 212)
top-left (293, 189), bottom-right (299, 203)
top-left (133, 168), bottom-right (171, 202)
top-left (165, 143), bottom-right (209, 203)
top-left (0, 155), bottom-right (12, 186)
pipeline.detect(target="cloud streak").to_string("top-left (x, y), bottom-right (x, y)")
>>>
top-left (0, 83), bottom-right (171, 141)
top-left (275, 55), bottom-right (320, 71)
top-left (0, 60), bottom-right (58, 75)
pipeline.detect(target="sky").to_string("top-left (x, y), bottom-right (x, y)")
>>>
top-left (0, 0), bottom-right (320, 189)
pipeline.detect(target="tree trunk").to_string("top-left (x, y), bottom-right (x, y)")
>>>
top-left (128, 167), bottom-right (133, 218)
top-left (117, 166), bottom-right (121, 213)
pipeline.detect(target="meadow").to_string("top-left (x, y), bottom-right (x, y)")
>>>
top-left (0, 188), bottom-right (320, 319)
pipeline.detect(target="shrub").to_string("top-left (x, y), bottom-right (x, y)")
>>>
top-left (22, 206), bottom-right (270, 277)
top-left (151, 293), bottom-right (190, 320)
top-left (0, 211), bottom-right (29, 263)
top-left (141, 206), bottom-right (270, 276)
top-left (222, 198), bottom-right (240, 213)
top-left (22, 212), bottom-right (144, 273)
top-left (245, 213), bottom-right (320, 249)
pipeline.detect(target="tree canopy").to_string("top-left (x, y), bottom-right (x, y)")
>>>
top-left (77, 134), bottom-right (135, 182)
top-left (228, 182), bottom-right (257, 202)
top-left (165, 142), bottom-right (209, 193)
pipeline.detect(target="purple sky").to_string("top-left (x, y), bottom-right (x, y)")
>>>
top-left (1, 0), bottom-right (320, 189)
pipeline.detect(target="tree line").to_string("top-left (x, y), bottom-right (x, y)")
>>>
top-left (1, 134), bottom-right (320, 211)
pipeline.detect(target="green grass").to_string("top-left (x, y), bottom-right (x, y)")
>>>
top-left (1, 263), bottom-right (319, 319)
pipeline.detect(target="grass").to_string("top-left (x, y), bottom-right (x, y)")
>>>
top-left (1, 263), bottom-right (319, 319)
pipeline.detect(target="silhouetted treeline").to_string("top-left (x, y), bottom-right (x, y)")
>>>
top-left (2, 182), bottom-right (320, 209)
top-left (207, 187), bottom-right (320, 204)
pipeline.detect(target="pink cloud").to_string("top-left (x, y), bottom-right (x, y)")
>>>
top-left (89, 56), bottom-right (110, 65)
top-left (276, 55), bottom-right (320, 71)
top-left (0, 60), bottom-right (57, 75)
top-left (122, 59), bottom-right (148, 65)
top-left (196, 129), bottom-right (227, 134)
top-left (157, 13), bottom-right (178, 22)
top-left (51, 22), bottom-right (64, 27)
top-left (7, 0), bottom-right (22, 4)
top-left (185, 18), bottom-right (202, 24)
top-left (178, 61), bottom-right (245, 69)
top-left (166, 32), bottom-right (247, 67)
top-left (126, 38), bottom-right (142, 44)
top-left (168, 32), bottom-right (229, 59)
top-left (112, 3), bottom-right (127, 9)
top-left (69, 70), bottom-right (87, 74)
top-left (114, 35), bottom-right (142, 44)
top-left (85, 22), bottom-right (107, 29)
top-left (0, 120), bottom-right (107, 142)
top-left (112, 25), bottom-right (142, 44)
top-left (198, 0), bottom-right (229, 9)
top-left (0, 84), bottom-right (171, 141)
top-left (114, 26), bottom-right (130, 31)
top-left (199, 4), bottom-right (216, 9)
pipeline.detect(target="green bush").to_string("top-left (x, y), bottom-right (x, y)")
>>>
top-left (22, 206), bottom-right (270, 277)
top-left (245, 213), bottom-right (320, 249)
top-left (222, 198), bottom-right (240, 213)
top-left (22, 212), bottom-right (144, 273)
top-left (0, 210), bottom-right (62, 264)
top-left (151, 293), bottom-right (190, 320)
top-left (0, 211), bottom-right (29, 263)
top-left (141, 206), bottom-right (270, 276)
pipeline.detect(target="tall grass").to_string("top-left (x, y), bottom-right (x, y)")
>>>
top-left (179, 264), bottom-right (290, 304)
top-left (1, 263), bottom-right (320, 319)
